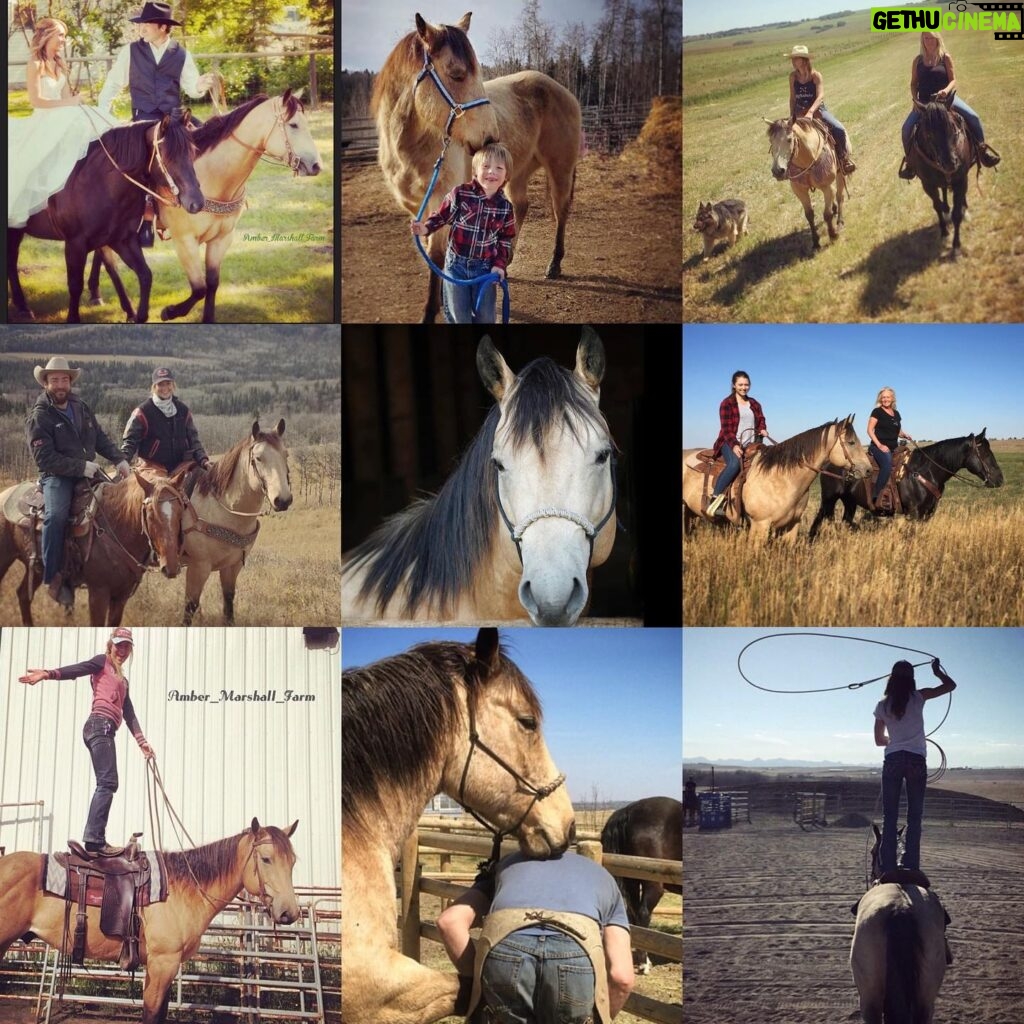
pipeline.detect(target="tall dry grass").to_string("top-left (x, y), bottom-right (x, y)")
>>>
top-left (684, 502), bottom-right (1024, 625)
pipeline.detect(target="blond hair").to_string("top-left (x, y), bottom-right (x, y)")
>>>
top-left (31, 18), bottom-right (70, 78)
top-left (472, 142), bottom-right (513, 181)
top-left (919, 31), bottom-right (948, 65)
top-left (875, 387), bottom-right (897, 409)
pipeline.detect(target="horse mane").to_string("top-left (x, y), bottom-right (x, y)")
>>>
top-left (918, 102), bottom-right (960, 166)
top-left (908, 435), bottom-right (972, 474)
top-left (757, 419), bottom-right (846, 474)
top-left (193, 428), bottom-right (283, 498)
top-left (95, 475), bottom-right (144, 527)
top-left (88, 121), bottom-right (151, 171)
top-left (162, 826), bottom-right (295, 888)
top-left (191, 95), bottom-right (269, 155)
top-left (345, 358), bottom-right (611, 616)
top-left (341, 640), bottom-right (542, 839)
top-left (371, 23), bottom-right (479, 115)
top-left (159, 116), bottom-right (198, 166)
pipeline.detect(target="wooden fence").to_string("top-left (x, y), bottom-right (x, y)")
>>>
top-left (400, 824), bottom-right (681, 1024)
top-left (341, 115), bottom-right (378, 162)
top-left (794, 791), bottom-right (828, 830)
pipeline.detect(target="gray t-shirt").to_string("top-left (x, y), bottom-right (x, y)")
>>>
top-left (874, 689), bottom-right (927, 757)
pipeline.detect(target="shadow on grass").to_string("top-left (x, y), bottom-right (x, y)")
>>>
top-left (705, 229), bottom-right (814, 306)
top-left (841, 225), bottom-right (945, 317)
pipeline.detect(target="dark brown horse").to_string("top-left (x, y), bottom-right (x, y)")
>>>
top-left (0, 820), bottom-right (299, 1024)
top-left (7, 115), bottom-right (204, 323)
top-left (907, 93), bottom-right (975, 259)
top-left (0, 471), bottom-right (187, 625)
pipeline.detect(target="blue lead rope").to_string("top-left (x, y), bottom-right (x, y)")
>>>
top-left (412, 56), bottom-right (511, 324)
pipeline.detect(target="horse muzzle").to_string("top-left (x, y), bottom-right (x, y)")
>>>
top-left (272, 494), bottom-right (293, 511)
top-left (771, 164), bottom-right (787, 181)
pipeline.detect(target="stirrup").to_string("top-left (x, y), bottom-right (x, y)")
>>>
top-left (898, 157), bottom-right (915, 180)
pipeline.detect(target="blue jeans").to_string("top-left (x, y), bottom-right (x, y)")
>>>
top-left (816, 105), bottom-right (848, 149)
top-left (41, 475), bottom-right (76, 583)
top-left (481, 930), bottom-right (595, 1024)
top-left (712, 445), bottom-right (741, 497)
top-left (881, 751), bottom-right (927, 872)
top-left (869, 443), bottom-right (892, 502)
top-left (83, 714), bottom-right (119, 845)
top-left (902, 96), bottom-right (984, 153)
top-left (443, 252), bottom-right (496, 324)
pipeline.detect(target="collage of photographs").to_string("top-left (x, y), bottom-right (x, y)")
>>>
top-left (0, 1), bottom-right (1020, 1024)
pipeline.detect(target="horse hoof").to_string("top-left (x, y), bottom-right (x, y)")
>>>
top-left (160, 307), bottom-right (176, 322)
top-left (87, 297), bottom-right (104, 307)
top-left (545, 264), bottom-right (562, 280)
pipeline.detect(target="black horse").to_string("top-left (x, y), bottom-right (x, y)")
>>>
top-left (808, 430), bottom-right (1003, 538)
top-left (7, 115), bottom-right (204, 323)
top-left (907, 93), bottom-right (975, 259)
top-left (601, 796), bottom-right (682, 970)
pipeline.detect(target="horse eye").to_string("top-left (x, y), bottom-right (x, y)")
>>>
top-left (491, 457), bottom-right (505, 473)
top-left (518, 716), bottom-right (537, 732)
top-left (595, 449), bottom-right (611, 466)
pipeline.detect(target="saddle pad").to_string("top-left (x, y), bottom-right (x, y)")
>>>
top-left (7, 480), bottom-right (101, 529)
top-left (42, 851), bottom-right (167, 907)
top-left (4, 482), bottom-right (39, 525)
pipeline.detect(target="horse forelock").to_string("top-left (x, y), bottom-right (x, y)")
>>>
top-left (162, 117), bottom-right (197, 163)
top-left (373, 24), bottom-right (479, 115)
top-left (345, 410), bottom-right (501, 617)
top-left (756, 419), bottom-right (842, 474)
top-left (260, 824), bottom-right (298, 864)
top-left (504, 358), bottom-right (611, 459)
top-left (191, 95), bottom-right (270, 155)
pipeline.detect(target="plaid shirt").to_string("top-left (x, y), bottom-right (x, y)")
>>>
top-left (713, 395), bottom-right (767, 456)
top-left (423, 180), bottom-right (517, 272)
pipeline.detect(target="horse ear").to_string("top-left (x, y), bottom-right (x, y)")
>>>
top-left (575, 325), bottom-right (606, 394)
top-left (251, 817), bottom-right (261, 834)
top-left (285, 819), bottom-right (299, 837)
top-left (978, 427), bottom-right (986, 438)
top-left (275, 418), bottom-right (286, 436)
top-left (474, 627), bottom-right (501, 675)
top-left (415, 13), bottom-right (438, 50)
top-left (456, 12), bottom-right (472, 32)
top-left (134, 470), bottom-right (155, 496)
top-left (252, 420), bottom-right (261, 439)
top-left (476, 336), bottom-right (515, 401)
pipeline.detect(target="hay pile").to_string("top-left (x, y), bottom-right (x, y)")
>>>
top-left (621, 95), bottom-right (681, 184)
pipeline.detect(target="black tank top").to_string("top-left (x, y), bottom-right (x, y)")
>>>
top-left (793, 76), bottom-right (817, 114)
top-left (916, 56), bottom-right (949, 102)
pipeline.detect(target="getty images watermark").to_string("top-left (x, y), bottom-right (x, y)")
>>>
top-left (871, 3), bottom-right (1024, 39)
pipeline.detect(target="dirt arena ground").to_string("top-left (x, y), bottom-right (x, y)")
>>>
top-left (684, 817), bottom-right (1024, 1023)
top-left (340, 149), bottom-right (682, 324)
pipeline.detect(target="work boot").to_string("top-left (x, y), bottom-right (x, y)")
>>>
top-left (46, 573), bottom-right (74, 608)
top-left (977, 142), bottom-right (1001, 168)
top-left (706, 493), bottom-right (727, 517)
top-left (139, 196), bottom-right (155, 248)
top-left (85, 842), bottom-right (125, 857)
top-left (837, 142), bottom-right (856, 175)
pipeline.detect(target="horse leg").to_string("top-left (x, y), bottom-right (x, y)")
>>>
top-left (87, 250), bottom-right (104, 306)
top-left (94, 247), bottom-right (138, 320)
top-left (183, 563), bottom-right (213, 625)
top-left (200, 234), bottom-right (234, 324)
top-left (106, 592), bottom-right (130, 627)
top-left (141, 954), bottom-right (181, 1024)
top-left (823, 181), bottom-right (840, 239)
top-left (161, 236), bottom-right (207, 321)
top-left (15, 567), bottom-right (36, 626)
top-left (923, 182), bottom-right (949, 238)
top-left (545, 164), bottom-right (576, 279)
top-left (950, 178), bottom-right (967, 259)
top-left (63, 242), bottom-right (90, 323)
top-left (792, 184), bottom-right (820, 249)
top-left (7, 229), bottom-right (33, 317)
top-left (87, 587), bottom-right (112, 627)
top-left (219, 561), bottom-right (243, 625)
top-left (109, 236), bottom-right (153, 322)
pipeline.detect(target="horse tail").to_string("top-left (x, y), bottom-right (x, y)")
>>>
top-left (884, 906), bottom-right (922, 1023)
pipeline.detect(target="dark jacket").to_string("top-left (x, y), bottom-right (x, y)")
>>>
top-left (121, 396), bottom-right (208, 471)
top-left (128, 39), bottom-right (186, 117)
top-left (27, 392), bottom-right (122, 479)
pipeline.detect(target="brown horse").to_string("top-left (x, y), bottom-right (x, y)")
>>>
top-left (765, 116), bottom-right (849, 251)
top-left (0, 471), bottom-right (187, 625)
top-left (181, 420), bottom-right (292, 625)
top-left (372, 12), bottom-right (582, 322)
top-left (0, 820), bottom-right (299, 1024)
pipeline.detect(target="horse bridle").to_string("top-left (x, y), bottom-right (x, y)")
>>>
top-left (139, 482), bottom-right (190, 562)
top-left (457, 693), bottom-right (566, 866)
top-left (229, 98), bottom-right (305, 174)
top-left (415, 50), bottom-right (492, 140)
top-left (802, 424), bottom-right (861, 481)
top-left (494, 452), bottom-right (618, 566)
top-left (244, 835), bottom-right (285, 915)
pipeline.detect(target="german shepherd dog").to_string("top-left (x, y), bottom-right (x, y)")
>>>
top-left (693, 199), bottom-right (749, 261)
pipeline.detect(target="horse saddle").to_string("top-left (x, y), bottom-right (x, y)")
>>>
top-left (6, 479), bottom-right (99, 536)
top-left (693, 444), bottom-right (763, 515)
top-left (45, 835), bottom-right (166, 971)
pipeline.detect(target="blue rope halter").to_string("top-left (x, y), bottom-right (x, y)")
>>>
top-left (413, 52), bottom-right (510, 324)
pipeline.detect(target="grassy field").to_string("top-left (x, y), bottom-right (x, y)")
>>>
top-left (684, 442), bottom-right (1024, 625)
top-left (683, 13), bottom-right (1024, 321)
top-left (7, 95), bottom-right (334, 323)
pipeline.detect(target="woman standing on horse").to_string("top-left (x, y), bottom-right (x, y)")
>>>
top-left (866, 387), bottom-right (913, 514)
top-left (874, 659), bottom-right (957, 874)
top-left (7, 18), bottom-right (106, 227)
top-left (706, 371), bottom-right (769, 518)
top-left (786, 44), bottom-right (856, 176)
top-left (18, 628), bottom-right (155, 858)
top-left (898, 30), bottom-right (1001, 179)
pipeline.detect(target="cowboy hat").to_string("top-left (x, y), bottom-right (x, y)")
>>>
top-left (34, 356), bottom-right (81, 388)
top-left (785, 45), bottom-right (813, 59)
top-left (130, 2), bottom-right (182, 25)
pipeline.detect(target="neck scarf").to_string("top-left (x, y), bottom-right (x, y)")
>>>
top-left (153, 395), bottom-right (177, 417)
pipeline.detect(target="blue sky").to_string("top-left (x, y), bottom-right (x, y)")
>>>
top-left (683, 628), bottom-right (1024, 767)
top-left (341, 0), bottom-right (621, 71)
top-left (683, 0), bottom-right (864, 38)
top-left (342, 628), bottom-right (682, 803)
top-left (682, 325), bottom-right (1023, 448)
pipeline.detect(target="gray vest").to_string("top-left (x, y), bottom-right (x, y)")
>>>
top-left (128, 39), bottom-right (186, 116)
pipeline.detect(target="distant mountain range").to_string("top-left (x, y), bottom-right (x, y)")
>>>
top-left (684, 757), bottom-right (875, 769)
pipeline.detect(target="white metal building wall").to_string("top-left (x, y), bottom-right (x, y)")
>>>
top-left (0, 627), bottom-right (340, 888)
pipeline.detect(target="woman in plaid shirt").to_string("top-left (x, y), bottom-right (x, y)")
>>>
top-left (706, 371), bottom-right (769, 517)
top-left (412, 142), bottom-right (516, 324)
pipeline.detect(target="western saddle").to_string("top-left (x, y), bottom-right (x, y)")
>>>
top-left (53, 833), bottom-right (165, 971)
top-left (691, 443), bottom-right (764, 517)
top-left (869, 444), bottom-right (941, 515)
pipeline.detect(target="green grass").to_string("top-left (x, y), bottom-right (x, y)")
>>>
top-left (683, 13), bottom-right (1024, 322)
top-left (8, 96), bottom-right (334, 323)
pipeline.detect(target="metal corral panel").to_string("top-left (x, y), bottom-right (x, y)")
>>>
top-left (0, 627), bottom-right (340, 888)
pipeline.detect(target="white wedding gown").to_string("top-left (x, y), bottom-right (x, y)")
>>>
top-left (7, 74), bottom-right (109, 228)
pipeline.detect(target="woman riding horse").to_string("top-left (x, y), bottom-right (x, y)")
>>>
top-left (785, 44), bottom-right (856, 175)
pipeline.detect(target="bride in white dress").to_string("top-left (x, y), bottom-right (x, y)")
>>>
top-left (8, 18), bottom-right (113, 228)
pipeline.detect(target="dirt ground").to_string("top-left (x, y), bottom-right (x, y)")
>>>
top-left (340, 153), bottom-right (682, 324)
top-left (683, 817), bottom-right (1024, 1023)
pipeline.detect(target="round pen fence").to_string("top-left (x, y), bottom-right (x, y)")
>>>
top-left (400, 822), bottom-right (682, 1024)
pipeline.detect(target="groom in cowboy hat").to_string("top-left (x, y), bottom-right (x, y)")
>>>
top-left (27, 357), bottom-right (130, 607)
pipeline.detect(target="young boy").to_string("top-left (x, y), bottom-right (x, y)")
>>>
top-left (411, 142), bottom-right (516, 324)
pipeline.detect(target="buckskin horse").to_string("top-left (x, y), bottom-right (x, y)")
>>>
top-left (342, 329), bottom-right (617, 625)
top-left (683, 416), bottom-right (872, 543)
top-left (372, 12), bottom-right (581, 322)
top-left (808, 429), bottom-right (1004, 537)
top-left (7, 115), bottom-right (204, 323)
top-left (0, 820), bottom-right (298, 1024)
top-left (765, 115), bottom-right (848, 251)
top-left (0, 470), bottom-right (187, 625)
top-left (342, 628), bottom-right (575, 1024)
